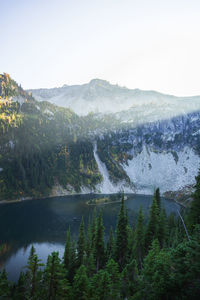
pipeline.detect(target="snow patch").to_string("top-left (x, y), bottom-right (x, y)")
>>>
top-left (122, 146), bottom-right (200, 194)
top-left (44, 109), bottom-right (54, 116)
top-left (192, 129), bottom-right (200, 136)
top-left (0, 167), bottom-right (3, 172)
top-left (12, 96), bottom-right (25, 105)
top-left (9, 140), bottom-right (14, 149)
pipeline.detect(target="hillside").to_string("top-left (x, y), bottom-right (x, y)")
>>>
top-left (28, 79), bottom-right (200, 118)
top-left (1, 74), bottom-right (200, 201)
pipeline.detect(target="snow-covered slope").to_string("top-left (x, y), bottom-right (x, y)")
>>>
top-left (28, 78), bottom-right (200, 195)
top-left (28, 79), bottom-right (200, 119)
top-left (122, 146), bottom-right (200, 194)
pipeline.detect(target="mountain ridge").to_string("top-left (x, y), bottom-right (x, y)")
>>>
top-left (28, 78), bottom-right (200, 117)
top-left (1, 73), bottom-right (200, 201)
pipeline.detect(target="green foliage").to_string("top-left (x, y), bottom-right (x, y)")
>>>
top-left (2, 190), bottom-right (200, 299)
top-left (145, 195), bottom-right (159, 252)
top-left (94, 212), bottom-right (105, 271)
top-left (133, 206), bottom-right (145, 269)
top-left (72, 265), bottom-right (90, 300)
top-left (115, 194), bottom-right (129, 270)
top-left (77, 217), bottom-right (86, 268)
top-left (188, 170), bottom-right (200, 230)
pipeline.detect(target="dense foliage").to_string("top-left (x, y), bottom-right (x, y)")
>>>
top-left (0, 74), bottom-right (107, 200)
top-left (0, 185), bottom-right (200, 299)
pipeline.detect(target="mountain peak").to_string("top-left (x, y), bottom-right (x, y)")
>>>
top-left (89, 78), bottom-right (110, 87)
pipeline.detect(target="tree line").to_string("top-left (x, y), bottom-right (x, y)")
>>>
top-left (0, 176), bottom-right (200, 299)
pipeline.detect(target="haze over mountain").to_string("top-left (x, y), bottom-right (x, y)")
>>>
top-left (1, 73), bottom-right (200, 201)
top-left (28, 79), bottom-right (200, 121)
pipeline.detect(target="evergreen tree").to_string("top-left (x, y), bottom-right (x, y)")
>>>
top-left (145, 195), bottom-right (159, 252)
top-left (77, 217), bottom-right (85, 268)
top-left (106, 226), bottom-right (114, 260)
top-left (188, 170), bottom-right (200, 230)
top-left (94, 211), bottom-right (105, 271)
top-left (86, 253), bottom-right (96, 277)
top-left (43, 251), bottom-right (71, 300)
top-left (157, 208), bottom-right (167, 248)
top-left (0, 269), bottom-right (10, 299)
top-left (63, 228), bottom-right (71, 270)
top-left (14, 272), bottom-right (26, 300)
top-left (91, 269), bottom-right (111, 300)
top-left (91, 208), bottom-right (97, 250)
top-left (133, 207), bottom-right (145, 269)
top-left (115, 194), bottom-right (128, 270)
top-left (155, 187), bottom-right (161, 212)
top-left (73, 265), bottom-right (90, 300)
top-left (105, 259), bottom-right (121, 299)
top-left (85, 217), bottom-right (92, 257)
top-left (139, 240), bottom-right (173, 300)
top-left (26, 245), bottom-right (44, 299)
top-left (121, 259), bottom-right (138, 299)
top-left (63, 228), bottom-right (77, 281)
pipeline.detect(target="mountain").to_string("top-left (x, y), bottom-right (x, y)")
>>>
top-left (28, 79), bottom-right (200, 119)
top-left (1, 73), bottom-right (200, 201)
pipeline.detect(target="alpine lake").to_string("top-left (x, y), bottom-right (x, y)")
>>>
top-left (0, 193), bottom-right (181, 281)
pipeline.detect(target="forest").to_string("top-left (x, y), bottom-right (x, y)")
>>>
top-left (0, 173), bottom-right (200, 299)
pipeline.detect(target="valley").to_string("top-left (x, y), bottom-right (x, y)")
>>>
top-left (1, 74), bottom-right (200, 203)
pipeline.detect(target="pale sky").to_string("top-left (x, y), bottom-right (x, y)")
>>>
top-left (1, 0), bottom-right (200, 96)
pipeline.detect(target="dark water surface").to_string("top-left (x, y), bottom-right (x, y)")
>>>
top-left (0, 194), bottom-right (180, 281)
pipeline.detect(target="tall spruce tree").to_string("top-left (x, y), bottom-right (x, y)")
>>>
top-left (91, 269), bottom-right (111, 300)
top-left (63, 228), bottom-right (71, 270)
top-left (77, 217), bottom-right (85, 268)
top-left (188, 170), bottom-right (200, 230)
top-left (155, 188), bottom-right (161, 212)
top-left (157, 208), bottom-right (167, 248)
top-left (73, 265), bottom-right (90, 300)
top-left (105, 259), bottom-right (121, 299)
top-left (43, 251), bottom-right (71, 300)
top-left (14, 272), bottom-right (26, 300)
top-left (115, 194), bottom-right (128, 270)
top-left (106, 226), bottom-right (114, 260)
top-left (26, 245), bottom-right (44, 299)
top-left (94, 211), bottom-right (105, 271)
top-left (134, 207), bottom-right (145, 269)
top-left (145, 195), bottom-right (159, 252)
top-left (0, 269), bottom-right (10, 299)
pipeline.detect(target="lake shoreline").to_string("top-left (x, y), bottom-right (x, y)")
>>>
top-left (0, 191), bottom-right (187, 207)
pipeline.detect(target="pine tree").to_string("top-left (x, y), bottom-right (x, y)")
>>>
top-left (77, 217), bottom-right (85, 268)
top-left (43, 251), bottom-right (71, 300)
top-left (157, 208), bottom-right (167, 248)
top-left (94, 211), bottom-right (105, 271)
top-left (141, 240), bottom-right (172, 300)
top-left (106, 226), bottom-right (114, 260)
top-left (0, 269), bottom-right (10, 299)
top-left (134, 207), bottom-right (145, 269)
top-left (86, 217), bottom-right (92, 257)
top-left (91, 208), bottom-right (97, 250)
top-left (63, 228), bottom-right (71, 270)
top-left (91, 269), bottom-right (111, 300)
top-left (145, 195), bottom-right (159, 252)
top-left (26, 245), bottom-right (44, 299)
top-left (14, 272), bottom-right (26, 300)
top-left (73, 265), bottom-right (90, 300)
top-left (115, 194), bottom-right (128, 270)
top-left (105, 259), bottom-right (121, 299)
top-left (155, 187), bottom-right (161, 212)
top-left (121, 259), bottom-right (139, 299)
top-left (188, 170), bottom-right (200, 230)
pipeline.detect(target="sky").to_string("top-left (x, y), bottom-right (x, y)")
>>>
top-left (1, 0), bottom-right (200, 96)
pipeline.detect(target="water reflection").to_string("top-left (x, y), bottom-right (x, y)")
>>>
top-left (0, 194), bottom-right (180, 281)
